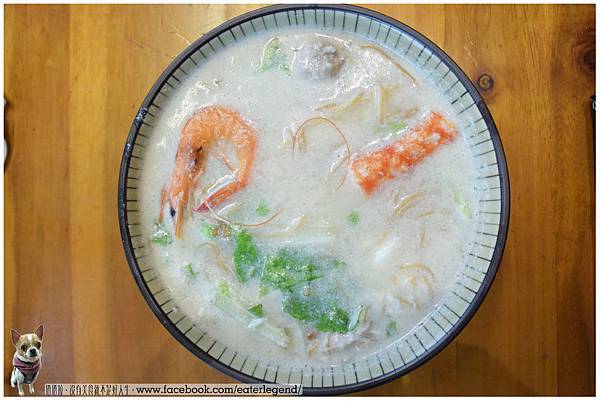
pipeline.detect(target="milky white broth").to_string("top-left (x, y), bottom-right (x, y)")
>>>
top-left (137, 27), bottom-right (479, 369)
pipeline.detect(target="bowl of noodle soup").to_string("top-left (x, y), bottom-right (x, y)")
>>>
top-left (118, 4), bottom-right (509, 395)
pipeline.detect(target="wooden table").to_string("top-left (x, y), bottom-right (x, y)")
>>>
top-left (4, 4), bottom-right (595, 396)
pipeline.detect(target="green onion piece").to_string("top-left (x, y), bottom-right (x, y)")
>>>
top-left (248, 304), bottom-right (265, 318)
top-left (347, 211), bottom-right (360, 225)
top-left (183, 263), bottom-right (197, 279)
top-left (386, 321), bottom-right (397, 337)
top-left (233, 229), bottom-right (260, 283)
top-left (256, 203), bottom-right (270, 217)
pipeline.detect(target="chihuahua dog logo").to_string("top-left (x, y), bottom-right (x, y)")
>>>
top-left (10, 325), bottom-right (43, 396)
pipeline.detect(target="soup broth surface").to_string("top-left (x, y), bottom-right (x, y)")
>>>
top-left (138, 27), bottom-right (479, 369)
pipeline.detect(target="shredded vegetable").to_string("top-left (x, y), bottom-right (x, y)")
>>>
top-left (399, 262), bottom-right (435, 281)
top-left (257, 215), bottom-right (306, 238)
top-left (316, 91), bottom-right (370, 114)
top-left (393, 191), bottom-right (424, 216)
top-left (378, 85), bottom-right (386, 123)
top-left (360, 44), bottom-right (417, 84)
top-left (199, 242), bottom-right (228, 272)
top-left (403, 107), bottom-right (419, 118)
top-left (292, 116), bottom-right (351, 190)
top-left (203, 200), bottom-right (281, 229)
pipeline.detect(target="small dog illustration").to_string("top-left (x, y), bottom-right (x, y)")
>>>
top-left (10, 325), bottom-right (43, 396)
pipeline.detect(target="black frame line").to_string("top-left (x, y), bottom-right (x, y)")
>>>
top-left (118, 4), bottom-right (510, 396)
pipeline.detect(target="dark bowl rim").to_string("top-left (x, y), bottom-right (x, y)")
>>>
top-left (118, 3), bottom-right (510, 396)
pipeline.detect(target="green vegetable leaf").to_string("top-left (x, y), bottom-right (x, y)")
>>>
top-left (248, 304), bottom-right (265, 318)
top-left (200, 222), bottom-right (216, 240)
top-left (283, 293), bottom-right (349, 334)
top-left (386, 321), bottom-right (397, 337)
top-left (262, 250), bottom-right (321, 292)
top-left (151, 220), bottom-right (173, 246)
top-left (233, 229), bottom-right (261, 283)
top-left (376, 120), bottom-right (407, 135)
top-left (347, 211), bottom-right (360, 225)
top-left (317, 308), bottom-right (350, 333)
top-left (260, 249), bottom-right (352, 333)
top-left (259, 37), bottom-right (291, 74)
top-left (182, 263), bottom-right (197, 279)
top-left (256, 203), bottom-right (270, 217)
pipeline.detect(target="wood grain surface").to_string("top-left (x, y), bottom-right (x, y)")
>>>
top-left (4, 4), bottom-right (595, 396)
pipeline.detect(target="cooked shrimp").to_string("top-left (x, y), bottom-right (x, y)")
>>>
top-left (350, 111), bottom-right (457, 195)
top-left (159, 106), bottom-right (256, 237)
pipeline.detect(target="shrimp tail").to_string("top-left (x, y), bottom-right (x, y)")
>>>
top-left (195, 163), bottom-right (253, 212)
top-left (194, 182), bottom-right (241, 212)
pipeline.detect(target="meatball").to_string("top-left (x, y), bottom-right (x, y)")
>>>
top-left (296, 40), bottom-right (345, 80)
